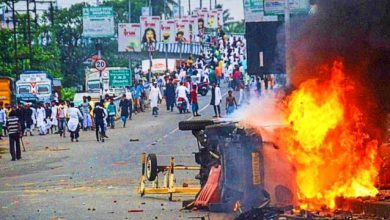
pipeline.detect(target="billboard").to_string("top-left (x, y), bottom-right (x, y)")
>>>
top-left (142, 59), bottom-right (177, 72)
top-left (207, 10), bottom-right (219, 29)
top-left (243, 0), bottom-right (264, 22)
top-left (140, 16), bottom-right (161, 44)
top-left (175, 18), bottom-right (190, 43)
top-left (82, 7), bottom-right (114, 38)
top-left (264, 0), bottom-right (310, 15)
top-left (160, 20), bottom-right (176, 43)
top-left (118, 23), bottom-right (141, 52)
top-left (188, 16), bottom-right (199, 42)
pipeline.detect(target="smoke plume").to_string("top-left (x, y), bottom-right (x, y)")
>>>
top-left (288, 0), bottom-right (390, 140)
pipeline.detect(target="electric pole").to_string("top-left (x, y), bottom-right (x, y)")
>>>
top-left (188, 0), bottom-right (191, 15)
top-left (179, 0), bottom-right (181, 18)
top-left (209, 0), bottom-right (211, 10)
top-left (200, 0), bottom-right (202, 9)
top-left (11, 0), bottom-right (18, 75)
top-left (26, 0), bottom-right (33, 69)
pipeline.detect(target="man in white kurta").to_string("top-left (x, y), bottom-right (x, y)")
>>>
top-left (36, 105), bottom-right (46, 135)
top-left (51, 102), bottom-right (58, 133)
top-left (149, 83), bottom-right (162, 116)
top-left (67, 103), bottom-right (83, 142)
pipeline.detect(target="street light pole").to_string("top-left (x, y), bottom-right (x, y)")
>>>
top-left (188, 0), bottom-right (191, 15)
top-left (12, 0), bottom-right (18, 76)
top-left (128, 0), bottom-right (132, 79)
top-left (200, 0), bottom-right (202, 9)
top-left (26, 0), bottom-right (33, 69)
top-left (284, 0), bottom-right (290, 76)
top-left (209, 0), bottom-right (212, 10)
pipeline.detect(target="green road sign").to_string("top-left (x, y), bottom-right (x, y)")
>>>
top-left (109, 69), bottom-right (132, 88)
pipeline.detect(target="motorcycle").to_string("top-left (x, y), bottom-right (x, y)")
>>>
top-left (176, 97), bottom-right (188, 114)
top-left (197, 81), bottom-right (209, 96)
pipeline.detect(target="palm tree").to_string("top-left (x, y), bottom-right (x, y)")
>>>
top-left (215, 4), bottom-right (231, 24)
top-left (223, 20), bottom-right (245, 34)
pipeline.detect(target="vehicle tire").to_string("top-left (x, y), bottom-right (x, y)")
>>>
top-left (178, 120), bottom-right (215, 131)
top-left (200, 88), bottom-right (208, 96)
top-left (146, 153), bottom-right (158, 181)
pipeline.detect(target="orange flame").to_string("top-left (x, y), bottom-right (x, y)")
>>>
top-left (283, 60), bottom-right (380, 209)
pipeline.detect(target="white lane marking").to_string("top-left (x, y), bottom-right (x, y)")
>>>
top-left (146, 91), bottom-right (228, 147)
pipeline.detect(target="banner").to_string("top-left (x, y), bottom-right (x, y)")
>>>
top-left (82, 7), bottom-right (114, 38)
top-left (197, 8), bottom-right (208, 29)
top-left (264, 0), bottom-right (310, 15)
top-left (175, 18), bottom-right (190, 43)
top-left (140, 16), bottom-right (161, 44)
top-left (142, 59), bottom-right (177, 72)
top-left (160, 20), bottom-right (176, 43)
top-left (216, 8), bottom-right (224, 27)
top-left (207, 10), bottom-right (219, 29)
top-left (188, 16), bottom-right (199, 42)
top-left (118, 23), bottom-right (141, 52)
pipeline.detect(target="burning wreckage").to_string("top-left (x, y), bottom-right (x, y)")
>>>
top-left (138, 0), bottom-right (390, 219)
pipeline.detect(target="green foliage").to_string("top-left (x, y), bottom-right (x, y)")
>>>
top-left (61, 87), bottom-right (77, 101)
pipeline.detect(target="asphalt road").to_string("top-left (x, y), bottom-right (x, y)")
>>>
top-left (0, 84), bottom-right (236, 220)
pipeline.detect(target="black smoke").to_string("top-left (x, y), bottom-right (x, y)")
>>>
top-left (288, 0), bottom-right (390, 140)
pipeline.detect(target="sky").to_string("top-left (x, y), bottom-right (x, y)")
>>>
top-left (58, 0), bottom-right (244, 21)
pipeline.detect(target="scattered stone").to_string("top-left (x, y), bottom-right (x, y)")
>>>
top-left (155, 217), bottom-right (158, 219)
top-left (129, 139), bottom-right (139, 142)
top-left (160, 203), bottom-right (164, 206)
top-left (113, 200), bottom-right (117, 203)
top-left (88, 208), bottom-right (91, 211)
top-left (92, 208), bottom-right (96, 211)
top-left (107, 211), bottom-right (114, 214)
top-left (140, 202), bottom-right (146, 205)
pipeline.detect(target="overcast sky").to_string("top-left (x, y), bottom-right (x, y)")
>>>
top-left (57, 0), bottom-right (244, 21)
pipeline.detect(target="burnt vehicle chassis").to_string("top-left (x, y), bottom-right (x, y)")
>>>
top-left (178, 120), bottom-right (270, 213)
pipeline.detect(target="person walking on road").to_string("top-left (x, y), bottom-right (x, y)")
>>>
top-left (225, 90), bottom-right (238, 116)
top-left (165, 79), bottom-right (176, 112)
top-left (0, 102), bottom-right (6, 140)
top-left (149, 83), bottom-right (162, 117)
top-left (191, 84), bottom-right (201, 117)
top-left (23, 104), bottom-right (34, 136)
top-left (67, 102), bottom-right (83, 142)
top-left (81, 97), bottom-right (92, 131)
top-left (36, 104), bottom-right (46, 135)
top-left (210, 83), bottom-right (222, 118)
top-left (6, 110), bottom-right (21, 161)
top-left (107, 99), bottom-right (117, 129)
top-left (57, 101), bottom-right (67, 138)
top-left (94, 102), bottom-right (107, 141)
top-left (125, 86), bottom-right (133, 120)
top-left (119, 95), bottom-right (130, 128)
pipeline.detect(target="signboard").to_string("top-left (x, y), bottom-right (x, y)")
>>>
top-left (95, 59), bottom-right (107, 71)
top-left (142, 59), bottom-right (176, 72)
top-left (109, 69), bottom-right (132, 87)
top-left (160, 20), bottom-right (176, 43)
top-left (175, 18), bottom-right (190, 43)
top-left (118, 23), bottom-right (142, 52)
top-left (140, 16), bottom-right (161, 43)
top-left (207, 10), bottom-right (219, 29)
top-left (188, 16), bottom-right (199, 42)
top-left (243, 0), bottom-right (264, 22)
top-left (82, 7), bottom-right (114, 38)
top-left (141, 7), bottom-right (151, 16)
top-left (264, 0), bottom-right (310, 15)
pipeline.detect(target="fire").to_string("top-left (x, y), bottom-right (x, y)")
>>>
top-left (283, 60), bottom-right (380, 209)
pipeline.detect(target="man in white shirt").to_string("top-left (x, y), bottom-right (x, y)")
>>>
top-left (175, 82), bottom-right (190, 111)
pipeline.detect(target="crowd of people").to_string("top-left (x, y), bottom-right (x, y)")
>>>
top-left (0, 31), bottom-right (286, 162)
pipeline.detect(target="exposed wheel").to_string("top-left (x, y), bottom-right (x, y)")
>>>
top-left (200, 88), bottom-right (208, 96)
top-left (178, 120), bottom-right (215, 131)
top-left (146, 153), bottom-right (158, 181)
